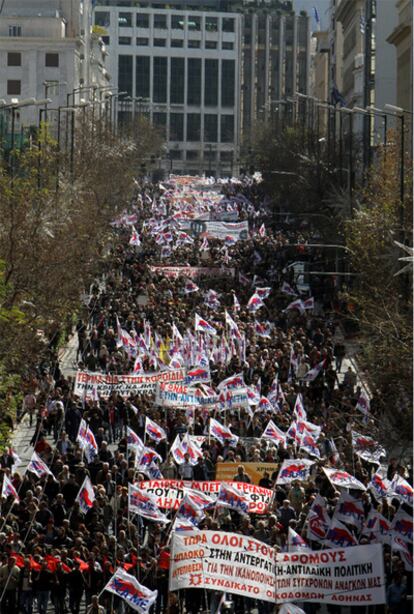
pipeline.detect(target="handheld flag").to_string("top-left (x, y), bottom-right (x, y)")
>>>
top-left (333, 492), bottom-right (365, 528)
top-left (128, 484), bottom-right (169, 523)
top-left (145, 417), bottom-right (167, 443)
top-left (217, 483), bottom-right (249, 516)
top-left (288, 527), bottom-right (310, 552)
top-left (76, 476), bottom-right (95, 514)
top-left (276, 459), bottom-right (314, 484)
top-left (104, 567), bottom-right (158, 613)
top-left (195, 313), bottom-right (217, 335)
top-left (209, 417), bottom-right (239, 447)
top-left (1, 475), bottom-right (19, 503)
top-left (323, 467), bottom-right (366, 491)
top-left (261, 420), bottom-right (286, 444)
top-left (77, 419), bottom-right (98, 462)
top-left (27, 452), bottom-right (54, 479)
top-left (325, 518), bottom-right (357, 548)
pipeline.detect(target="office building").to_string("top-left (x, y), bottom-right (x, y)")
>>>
top-left (95, 0), bottom-right (312, 176)
top-left (95, 2), bottom-right (242, 176)
top-left (0, 0), bottom-right (110, 127)
top-left (241, 9), bottom-right (311, 135)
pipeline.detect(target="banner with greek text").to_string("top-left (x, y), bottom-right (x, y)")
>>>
top-left (215, 462), bottom-right (280, 485)
top-left (177, 220), bottom-right (249, 240)
top-left (74, 369), bottom-right (186, 398)
top-left (149, 266), bottom-right (235, 279)
top-left (138, 480), bottom-right (273, 514)
top-left (156, 382), bottom-right (218, 408)
top-left (170, 533), bottom-right (385, 605)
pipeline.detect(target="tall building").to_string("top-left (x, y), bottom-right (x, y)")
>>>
top-left (241, 9), bottom-right (311, 135)
top-left (387, 0), bottom-right (413, 113)
top-left (311, 30), bottom-right (330, 103)
top-left (0, 0), bottom-right (110, 127)
top-left (94, 0), bottom-right (312, 176)
top-left (95, 2), bottom-right (242, 176)
top-left (332, 0), bottom-right (397, 111)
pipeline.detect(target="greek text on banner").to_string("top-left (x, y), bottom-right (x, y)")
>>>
top-left (74, 368), bottom-right (186, 398)
top-left (170, 532), bottom-right (385, 605)
top-left (138, 480), bottom-right (273, 514)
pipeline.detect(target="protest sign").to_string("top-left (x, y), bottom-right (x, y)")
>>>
top-left (149, 266), bottom-right (235, 279)
top-left (137, 480), bottom-right (273, 514)
top-left (170, 532), bottom-right (385, 606)
top-left (215, 462), bottom-right (279, 485)
top-left (177, 220), bottom-right (249, 240)
top-left (74, 369), bottom-right (186, 398)
top-left (156, 382), bottom-right (218, 408)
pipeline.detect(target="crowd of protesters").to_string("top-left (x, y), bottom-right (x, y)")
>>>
top-left (0, 173), bottom-right (412, 614)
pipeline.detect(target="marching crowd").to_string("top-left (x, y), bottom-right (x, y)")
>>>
top-left (0, 174), bottom-right (412, 614)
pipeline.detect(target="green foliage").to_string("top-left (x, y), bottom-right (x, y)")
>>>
top-left (344, 145), bottom-right (413, 445)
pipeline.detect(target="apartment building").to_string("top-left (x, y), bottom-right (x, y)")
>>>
top-left (387, 0), bottom-right (413, 112)
top-left (0, 0), bottom-right (110, 127)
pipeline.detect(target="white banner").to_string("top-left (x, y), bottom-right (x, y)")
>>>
top-left (138, 480), bottom-right (273, 514)
top-left (170, 533), bottom-right (385, 606)
top-left (178, 220), bottom-right (249, 240)
top-left (74, 369), bottom-right (186, 398)
top-left (149, 266), bottom-right (235, 279)
top-left (156, 382), bottom-right (218, 408)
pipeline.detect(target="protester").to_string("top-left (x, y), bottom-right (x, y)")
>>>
top-left (0, 174), bottom-right (411, 613)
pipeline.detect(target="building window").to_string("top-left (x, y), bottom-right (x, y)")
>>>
top-left (119, 13), bottom-right (132, 27)
top-left (136, 37), bottom-right (149, 46)
top-left (7, 80), bottom-right (21, 95)
top-left (153, 112), bottom-right (167, 137)
top-left (45, 53), bottom-right (59, 67)
top-left (154, 14), bottom-right (167, 29)
top-left (222, 42), bottom-right (234, 50)
top-left (204, 59), bottom-right (218, 106)
top-left (118, 55), bottom-right (133, 96)
top-left (153, 57), bottom-right (167, 103)
top-left (119, 36), bottom-right (131, 45)
top-left (204, 114), bottom-right (218, 142)
top-left (222, 17), bottom-right (235, 33)
top-left (171, 39), bottom-right (184, 48)
top-left (221, 59), bottom-right (235, 107)
top-left (188, 16), bottom-right (201, 31)
top-left (187, 114), bottom-right (201, 141)
top-left (187, 58), bottom-right (201, 105)
top-left (221, 115), bottom-right (234, 143)
top-left (7, 52), bottom-right (21, 66)
top-left (169, 150), bottom-right (182, 160)
top-left (170, 57), bottom-right (184, 104)
top-left (172, 15), bottom-right (184, 29)
top-left (9, 25), bottom-right (22, 37)
top-left (154, 38), bottom-right (166, 47)
top-left (170, 113), bottom-right (184, 141)
top-left (188, 40), bottom-right (200, 48)
top-left (205, 41), bottom-right (217, 49)
top-left (187, 150), bottom-right (199, 160)
top-left (205, 16), bottom-right (218, 32)
top-left (102, 36), bottom-right (110, 45)
top-left (95, 11), bottom-right (110, 27)
top-left (220, 151), bottom-right (233, 162)
top-left (136, 13), bottom-right (149, 28)
top-left (135, 56), bottom-right (150, 98)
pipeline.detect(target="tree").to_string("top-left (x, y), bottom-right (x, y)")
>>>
top-left (0, 112), bottom-right (164, 373)
top-left (344, 141), bottom-right (413, 448)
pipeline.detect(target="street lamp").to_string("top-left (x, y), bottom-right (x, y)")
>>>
top-left (339, 108), bottom-right (353, 209)
top-left (366, 106), bottom-right (388, 157)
